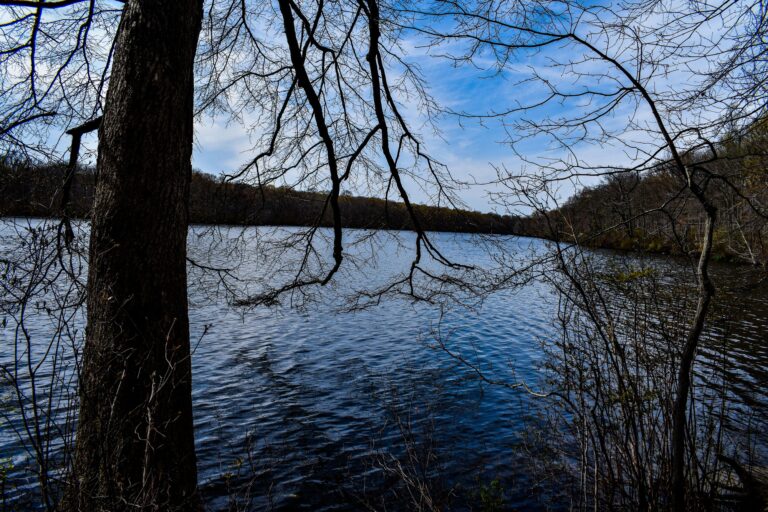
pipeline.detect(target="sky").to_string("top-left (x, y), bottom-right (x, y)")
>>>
top-left (186, 0), bottom-right (742, 216)
top-left (20, 0), bottom-right (730, 216)
top-left (190, 30), bottom-right (579, 215)
top-left (191, 54), bottom-right (517, 213)
top-left (188, 28), bottom-right (673, 215)
top-left (31, 13), bottom-right (532, 214)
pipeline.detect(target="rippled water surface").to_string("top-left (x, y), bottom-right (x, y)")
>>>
top-left (184, 226), bottom-right (560, 510)
top-left (1, 221), bottom-right (767, 510)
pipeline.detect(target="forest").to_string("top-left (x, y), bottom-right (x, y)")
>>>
top-left (518, 117), bottom-right (768, 265)
top-left (0, 163), bottom-right (520, 234)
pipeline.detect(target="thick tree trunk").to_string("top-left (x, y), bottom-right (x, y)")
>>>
top-left (68, 0), bottom-right (202, 510)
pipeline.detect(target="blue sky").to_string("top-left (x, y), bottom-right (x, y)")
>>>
top-left (6, 0), bottom-right (737, 216)
top-left (188, 1), bottom-right (729, 215)
top-left (191, 37), bottom-right (551, 214)
top-left (69, 32), bottom-right (530, 214)
top-left (190, 33), bottom-right (646, 215)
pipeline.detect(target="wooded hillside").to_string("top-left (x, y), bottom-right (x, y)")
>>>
top-left (517, 119), bottom-right (768, 265)
top-left (0, 163), bottom-right (522, 234)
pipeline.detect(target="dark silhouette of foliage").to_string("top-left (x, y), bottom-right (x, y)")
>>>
top-left (515, 120), bottom-right (768, 266)
top-left (0, 163), bottom-right (521, 235)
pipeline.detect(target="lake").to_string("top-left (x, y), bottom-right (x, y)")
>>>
top-left (1, 221), bottom-right (767, 510)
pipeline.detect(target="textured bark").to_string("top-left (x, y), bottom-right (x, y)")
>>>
top-left (68, 0), bottom-right (202, 510)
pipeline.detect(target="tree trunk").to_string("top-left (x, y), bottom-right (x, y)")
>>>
top-left (671, 206), bottom-right (716, 511)
top-left (68, 0), bottom-right (202, 510)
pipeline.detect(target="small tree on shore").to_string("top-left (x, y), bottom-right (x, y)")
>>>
top-left (401, 0), bottom-right (767, 508)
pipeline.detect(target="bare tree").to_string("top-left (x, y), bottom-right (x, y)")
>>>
top-left (393, 0), bottom-right (767, 508)
top-left (65, 0), bottom-right (204, 509)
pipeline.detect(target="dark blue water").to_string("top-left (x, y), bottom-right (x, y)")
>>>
top-left (184, 226), bottom-right (558, 510)
top-left (1, 221), bottom-right (767, 510)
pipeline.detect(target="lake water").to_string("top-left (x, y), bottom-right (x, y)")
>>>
top-left (1, 221), bottom-right (767, 510)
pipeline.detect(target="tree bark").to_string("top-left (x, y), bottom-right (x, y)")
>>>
top-left (68, 0), bottom-right (202, 510)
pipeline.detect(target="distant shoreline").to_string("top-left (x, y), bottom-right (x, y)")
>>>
top-left (0, 166), bottom-right (523, 236)
top-left (0, 215), bottom-right (532, 238)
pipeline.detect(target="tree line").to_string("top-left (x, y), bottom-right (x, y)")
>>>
top-left (5, 149), bottom-right (768, 263)
top-left (518, 117), bottom-right (768, 266)
top-left (0, 162), bottom-right (522, 234)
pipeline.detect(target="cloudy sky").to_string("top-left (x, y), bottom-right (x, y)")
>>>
top-left (5, 0), bottom-right (739, 216)
top-left (190, 31), bottom-right (580, 214)
top-left (189, 33), bottom-right (667, 215)
top-left (192, 59), bottom-right (514, 213)
top-left (186, 1), bottom-right (734, 215)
